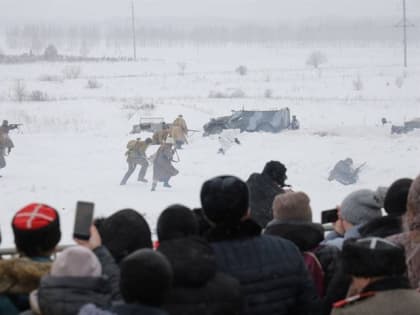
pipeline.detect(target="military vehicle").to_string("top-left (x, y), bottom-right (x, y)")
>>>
top-left (203, 108), bottom-right (291, 136)
top-left (131, 117), bottom-right (167, 134)
top-left (391, 118), bottom-right (420, 135)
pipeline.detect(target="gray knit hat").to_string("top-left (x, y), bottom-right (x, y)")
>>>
top-left (340, 189), bottom-right (382, 225)
top-left (51, 245), bottom-right (102, 277)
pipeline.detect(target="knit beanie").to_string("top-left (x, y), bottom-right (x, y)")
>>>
top-left (342, 237), bottom-right (406, 277)
top-left (120, 249), bottom-right (173, 306)
top-left (405, 174), bottom-right (420, 231)
top-left (95, 209), bottom-right (152, 264)
top-left (340, 189), bottom-right (382, 226)
top-left (200, 175), bottom-right (249, 224)
top-left (157, 204), bottom-right (198, 242)
top-left (272, 191), bottom-right (312, 222)
top-left (12, 203), bottom-right (61, 257)
top-left (51, 245), bottom-right (101, 277)
top-left (384, 178), bottom-right (413, 216)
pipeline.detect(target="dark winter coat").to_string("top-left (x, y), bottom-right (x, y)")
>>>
top-left (153, 144), bottom-right (178, 182)
top-left (359, 215), bottom-right (402, 238)
top-left (328, 160), bottom-right (358, 185)
top-left (206, 219), bottom-right (320, 315)
top-left (93, 246), bottom-right (121, 301)
top-left (35, 276), bottom-right (112, 315)
top-left (264, 220), bottom-right (339, 291)
top-left (79, 303), bottom-right (169, 315)
top-left (157, 237), bottom-right (242, 315)
top-left (331, 276), bottom-right (420, 315)
top-left (246, 173), bottom-right (285, 228)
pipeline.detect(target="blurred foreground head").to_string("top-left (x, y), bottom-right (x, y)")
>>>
top-left (157, 204), bottom-right (198, 242)
top-left (120, 249), bottom-right (173, 306)
top-left (201, 175), bottom-right (249, 225)
top-left (95, 209), bottom-right (152, 263)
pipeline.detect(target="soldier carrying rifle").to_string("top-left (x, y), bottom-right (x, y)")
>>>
top-left (0, 120), bottom-right (22, 174)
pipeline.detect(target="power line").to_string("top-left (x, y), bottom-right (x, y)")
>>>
top-left (131, 0), bottom-right (137, 61)
top-left (395, 0), bottom-right (415, 67)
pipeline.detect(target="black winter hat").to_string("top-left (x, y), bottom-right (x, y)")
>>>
top-left (157, 204), bottom-right (198, 242)
top-left (384, 178), bottom-right (413, 216)
top-left (342, 237), bottom-right (406, 278)
top-left (95, 209), bottom-right (152, 263)
top-left (120, 249), bottom-right (173, 306)
top-left (262, 161), bottom-right (287, 184)
top-left (200, 175), bottom-right (249, 224)
top-left (12, 203), bottom-right (61, 257)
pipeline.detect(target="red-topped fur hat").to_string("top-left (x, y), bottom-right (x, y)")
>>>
top-left (12, 203), bottom-right (61, 257)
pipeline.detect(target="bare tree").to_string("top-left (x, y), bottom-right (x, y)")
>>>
top-left (14, 80), bottom-right (26, 102)
top-left (177, 62), bottom-right (187, 76)
top-left (235, 65), bottom-right (248, 76)
top-left (306, 51), bottom-right (327, 69)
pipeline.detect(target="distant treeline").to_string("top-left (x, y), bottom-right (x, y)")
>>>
top-left (1, 17), bottom-right (419, 53)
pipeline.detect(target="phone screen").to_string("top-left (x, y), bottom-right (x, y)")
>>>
top-left (321, 208), bottom-right (338, 224)
top-left (73, 201), bottom-right (94, 240)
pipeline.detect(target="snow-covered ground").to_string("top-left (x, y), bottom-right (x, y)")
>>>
top-left (1, 43), bottom-right (420, 247)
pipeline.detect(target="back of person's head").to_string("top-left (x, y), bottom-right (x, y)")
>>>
top-left (120, 249), bottom-right (173, 307)
top-left (272, 191), bottom-right (312, 222)
top-left (51, 245), bottom-right (101, 277)
top-left (157, 204), bottom-right (198, 242)
top-left (405, 174), bottom-right (420, 231)
top-left (262, 161), bottom-right (287, 185)
top-left (12, 203), bottom-right (61, 257)
top-left (192, 208), bottom-right (213, 236)
top-left (342, 237), bottom-right (406, 278)
top-left (95, 209), bottom-right (152, 263)
top-left (384, 178), bottom-right (413, 217)
top-left (340, 189), bottom-right (382, 226)
top-left (200, 175), bottom-right (249, 225)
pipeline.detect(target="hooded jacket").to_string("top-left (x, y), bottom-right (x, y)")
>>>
top-left (157, 237), bottom-right (241, 315)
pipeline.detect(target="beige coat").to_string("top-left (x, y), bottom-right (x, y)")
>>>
top-left (170, 125), bottom-right (187, 143)
top-left (331, 289), bottom-right (420, 315)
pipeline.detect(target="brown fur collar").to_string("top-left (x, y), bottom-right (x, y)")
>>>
top-left (0, 258), bottom-right (51, 294)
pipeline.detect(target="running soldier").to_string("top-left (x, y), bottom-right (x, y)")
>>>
top-left (151, 137), bottom-right (179, 191)
top-left (0, 120), bottom-right (20, 174)
top-left (120, 138), bottom-right (152, 185)
top-left (172, 115), bottom-right (188, 149)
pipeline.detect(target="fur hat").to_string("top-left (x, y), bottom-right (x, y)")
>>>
top-left (262, 161), bottom-right (287, 185)
top-left (340, 189), bottom-right (382, 226)
top-left (12, 203), bottom-right (61, 257)
top-left (120, 249), bottom-right (173, 306)
top-left (95, 209), bottom-right (152, 263)
top-left (405, 174), bottom-right (420, 231)
top-left (384, 178), bottom-right (413, 216)
top-left (51, 245), bottom-right (101, 277)
top-left (272, 191), bottom-right (312, 222)
top-left (342, 237), bottom-right (406, 277)
top-left (201, 175), bottom-right (249, 224)
top-left (157, 204), bottom-right (198, 242)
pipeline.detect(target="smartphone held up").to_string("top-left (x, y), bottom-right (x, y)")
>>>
top-left (73, 201), bottom-right (94, 240)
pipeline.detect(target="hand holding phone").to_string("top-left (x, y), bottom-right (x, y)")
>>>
top-left (73, 201), bottom-right (94, 240)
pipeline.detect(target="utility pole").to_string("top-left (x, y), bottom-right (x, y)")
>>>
top-left (131, 0), bottom-right (137, 61)
top-left (395, 0), bottom-right (414, 67)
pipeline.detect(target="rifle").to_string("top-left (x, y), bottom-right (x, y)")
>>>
top-left (187, 129), bottom-right (200, 133)
top-left (354, 162), bottom-right (367, 174)
top-left (9, 123), bottom-right (23, 130)
top-left (172, 148), bottom-right (180, 163)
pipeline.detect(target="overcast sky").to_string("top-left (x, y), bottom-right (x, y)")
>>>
top-left (0, 0), bottom-right (418, 23)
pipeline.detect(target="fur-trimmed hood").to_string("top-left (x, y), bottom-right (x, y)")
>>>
top-left (0, 258), bottom-right (51, 294)
top-left (264, 220), bottom-right (324, 251)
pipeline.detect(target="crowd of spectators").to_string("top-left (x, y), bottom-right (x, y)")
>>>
top-left (1, 161), bottom-right (420, 315)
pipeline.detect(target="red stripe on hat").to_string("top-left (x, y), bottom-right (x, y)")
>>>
top-left (13, 203), bottom-right (58, 230)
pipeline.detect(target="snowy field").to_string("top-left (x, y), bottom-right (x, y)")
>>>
top-left (1, 42), bottom-right (420, 247)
